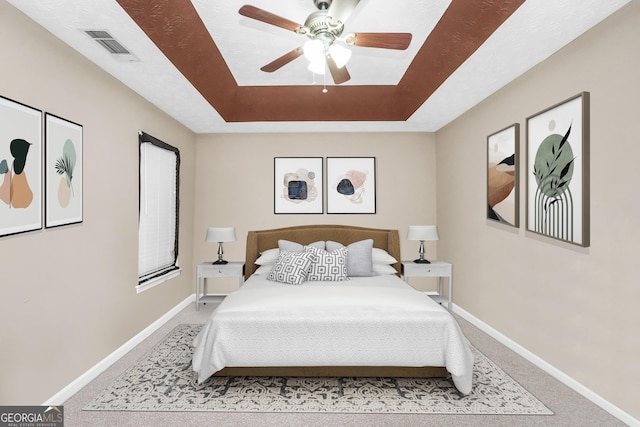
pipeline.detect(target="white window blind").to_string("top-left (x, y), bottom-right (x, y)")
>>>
top-left (138, 132), bottom-right (180, 285)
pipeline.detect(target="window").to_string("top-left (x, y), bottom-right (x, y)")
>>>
top-left (137, 131), bottom-right (180, 292)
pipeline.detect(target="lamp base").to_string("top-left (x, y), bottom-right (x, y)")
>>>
top-left (213, 259), bottom-right (228, 265)
top-left (414, 258), bottom-right (431, 264)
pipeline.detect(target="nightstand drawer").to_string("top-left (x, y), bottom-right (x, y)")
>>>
top-left (197, 262), bottom-right (244, 278)
top-left (402, 261), bottom-right (451, 277)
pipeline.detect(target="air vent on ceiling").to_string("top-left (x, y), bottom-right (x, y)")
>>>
top-left (83, 29), bottom-right (138, 61)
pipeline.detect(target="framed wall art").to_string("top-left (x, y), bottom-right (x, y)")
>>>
top-left (327, 157), bottom-right (376, 214)
top-left (0, 95), bottom-right (42, 237)
top-left (487, 123), bottom-right (519, 227)
top-left (526, 92), bottom-right (590, 247)
top-left (274, 157), bottom-right (323, 214)
top-left (45, 113), bottom-right (83, 228)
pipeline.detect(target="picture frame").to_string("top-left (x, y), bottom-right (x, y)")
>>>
top-left (526, 92), bottom-right (590, 247)
top-left (327, 157), bottom-right (376, 214)
top-left (45, 113), bottom-right (83, 228)
top-left (0, 95), bottom-right (42, 238)
top-left (274, 157), bottom-right (323, 214)
top-left (487, 123), bottom-right (519, 227)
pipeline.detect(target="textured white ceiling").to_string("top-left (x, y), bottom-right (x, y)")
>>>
top-left (6, 0), bottom-right (630, 133)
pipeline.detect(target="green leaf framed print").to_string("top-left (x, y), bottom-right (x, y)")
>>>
top-left (45, 113), bottom-right (83, 228)
top-left (526, 92), bottom-right (589, 247)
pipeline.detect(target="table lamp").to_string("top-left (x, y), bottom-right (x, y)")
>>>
top-left (407, 225), bottom-right (439, 264)
top-left (205, 227), bottom-right (236, 264)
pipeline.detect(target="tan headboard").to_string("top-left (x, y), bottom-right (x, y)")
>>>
top-left (244, 224), bottom-right (401, 279)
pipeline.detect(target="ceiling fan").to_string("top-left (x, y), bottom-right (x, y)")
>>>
top-left (239, 0), bottom-right (412, 85)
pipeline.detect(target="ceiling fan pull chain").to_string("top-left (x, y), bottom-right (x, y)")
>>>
top-left (322, 66), bottom-right (328, 93)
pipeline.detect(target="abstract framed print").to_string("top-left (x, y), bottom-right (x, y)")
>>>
top-left (487, 123), bottom-right (519, 227)
top-left (274, 157), bottom-right (323, 214)
top-left (327, 157), bottom-right (376, 214)
top-left (0, 95), bottom-right (42, 237)
top-left (526, 92), bottom-right (590, 247)
top-left (45, 113), bottom-right (83, 228)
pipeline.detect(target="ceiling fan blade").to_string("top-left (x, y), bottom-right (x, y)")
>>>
top-left (327, 55), bottom-right (351, 85)
top-left (346, 32), bottom-right (412, 50)
top-left (239, 5), bottom-right (302, 32)
top-left (260, 48), bottom-right (303, 72)
top-left (326, 0), bottom-right (360, 26)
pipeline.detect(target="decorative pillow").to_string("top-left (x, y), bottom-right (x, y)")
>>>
top-left (372, 263), bottom-right (398, 275)
top-left (326, 239), bottom-right (374, 277)
top-left (278, 240), bottom-right (325, 253)
top-left (267, 251), bottom-right (315, 285)
top-left (372, 248), bottom-right (398, 264)
top-left (304, 245), bottom-right (348, 281)
top-left (255, 248), bottom-right (279, 265)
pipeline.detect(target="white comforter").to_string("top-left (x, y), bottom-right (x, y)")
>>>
top-left (192, 275), bottom-right (474, 394)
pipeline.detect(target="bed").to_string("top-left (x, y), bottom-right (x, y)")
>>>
top-left (192, 225), bottom-right (474, 394)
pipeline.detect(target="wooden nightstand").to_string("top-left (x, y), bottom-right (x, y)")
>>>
top-left (195, 262), bottom-right (245, 311)
top-left (401, 261), bottom-right (453, 311)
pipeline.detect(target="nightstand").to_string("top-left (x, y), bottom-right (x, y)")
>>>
top-left (195, 262), bottom-right (245, 311)
top-left (401, 261), bottom-right (453, 311)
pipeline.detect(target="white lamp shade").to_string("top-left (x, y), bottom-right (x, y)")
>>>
top-left (328, 44), bottom-right (351, 68)
top-left (307, 59), bottom-right (326, 75)
top-left (407, 225), bottom-right (439, 241)
top-left (206, 227), bottom-right (236, 243)
top-left (303, 39), bottom-right (325, 63)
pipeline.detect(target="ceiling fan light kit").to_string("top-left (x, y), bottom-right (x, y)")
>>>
top-left (307, 59), bottom-right (325, 75)
top-left (328, 44), bottom-right (352, 68)
top-left (303, 39), bottom-right (325, 63)
top-left (239, 0), bottom-right (411, 87)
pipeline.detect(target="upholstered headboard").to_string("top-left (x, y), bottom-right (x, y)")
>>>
top-left (244, 224), bottom-right (401, 279)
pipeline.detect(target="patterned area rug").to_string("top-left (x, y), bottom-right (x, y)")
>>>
top-left (84, 324), bottom-right (552, 415)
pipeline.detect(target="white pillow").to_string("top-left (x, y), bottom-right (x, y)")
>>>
top-left (279, 239), bottom-right (325, 253)
top-left (267, 251), bottom-right (315, 285)
top-left (372, 263), bottom-right (398, 275)
top-left (255, 248), bottom-right (279, 265)
top-left (326, 239), bottom-right (374, 277)
top-left (372, 248), bottom-right (397, 264)
top-left (304, 245), bottom-right (348, 281)
top-left (253, 265), bottom-right (273, 275)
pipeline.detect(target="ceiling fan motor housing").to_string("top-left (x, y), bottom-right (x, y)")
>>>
top-left (303, 10), bottom-right (344, 44)
top-left (314, 0), bottom-right (332, 10)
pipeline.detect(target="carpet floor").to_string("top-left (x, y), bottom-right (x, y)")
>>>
top-left (84, 324), bottom-right (552, 415)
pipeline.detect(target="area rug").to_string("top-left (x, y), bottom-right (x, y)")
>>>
top-left (84, 324), bottom-right (552, 415)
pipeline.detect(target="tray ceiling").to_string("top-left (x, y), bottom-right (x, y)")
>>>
top-left (7, 0), bottom-right (630, 133)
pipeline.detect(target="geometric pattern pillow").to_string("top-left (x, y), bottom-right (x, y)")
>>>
top-left (266, 250), bottom-right (315, 285)
top-left (304, 245), bottom-right (348, 281)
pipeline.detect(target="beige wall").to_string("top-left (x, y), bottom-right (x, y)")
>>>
top-left (193, 132), bottom-right (438, 292)
top-left (3, 0), bottom-right (638, 421)
top-left (0, 3), bottom-right (196, 404)
top-left (437, 1), bottom-right (640, 419)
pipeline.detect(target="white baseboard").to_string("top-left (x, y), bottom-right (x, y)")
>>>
top-left (453, 304), bottom-right (639, 427)
top-left (43, 294), bottom-right (195, 406)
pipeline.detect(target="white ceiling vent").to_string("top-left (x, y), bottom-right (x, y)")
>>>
top-left (84, 29), bottom-right (138, 61)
